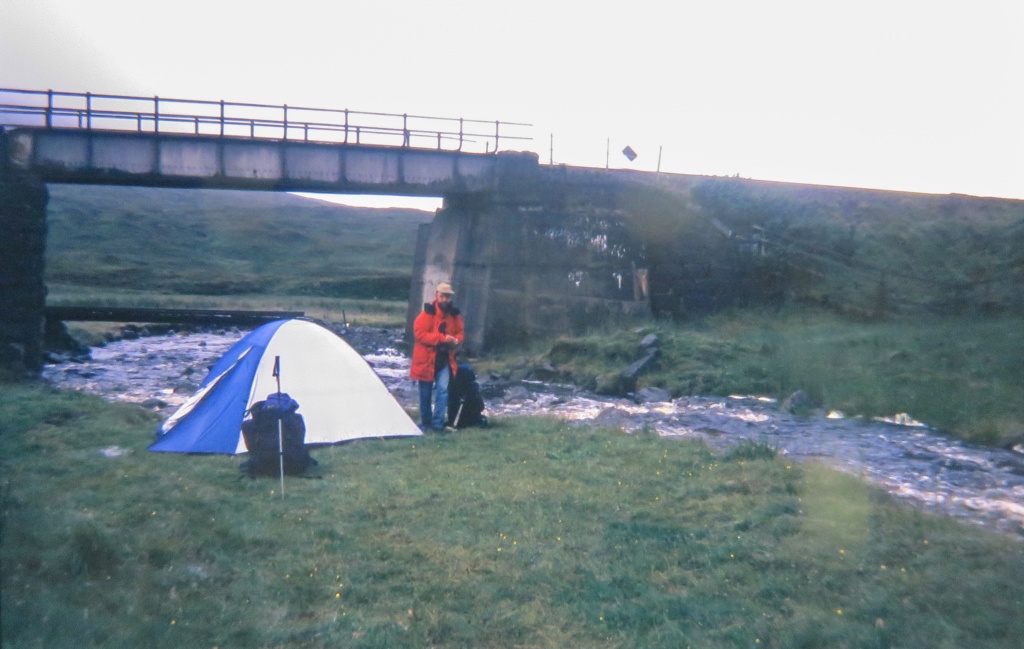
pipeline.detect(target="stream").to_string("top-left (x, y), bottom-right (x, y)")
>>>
top-left (41, 326), bottom-right (1024, 538)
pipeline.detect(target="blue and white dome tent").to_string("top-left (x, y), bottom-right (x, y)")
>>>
top-left (149, 319), bottom-right (421, 454)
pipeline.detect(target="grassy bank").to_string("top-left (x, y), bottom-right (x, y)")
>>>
top-left (479, 309), bottom-right (1024, 448)
top-left (2, 384), bottom-right (1023, 648)
top-left (46, 286), bottom-right (410, 333)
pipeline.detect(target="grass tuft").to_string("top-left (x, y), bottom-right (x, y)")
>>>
top-left (722, 439), bottom-right (778, 462)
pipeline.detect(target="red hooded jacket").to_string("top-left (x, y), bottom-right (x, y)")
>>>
top-left (410, 300), bottom-right (464, 382)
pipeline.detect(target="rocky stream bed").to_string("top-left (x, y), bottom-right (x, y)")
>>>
top-left (41, 324), bottom-right (1024, 538)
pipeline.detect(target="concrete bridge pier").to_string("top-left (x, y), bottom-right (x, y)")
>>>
top-left (0, 168), bottom-right (48, 376)
top-left (409, 166), bottom-right (652, 354)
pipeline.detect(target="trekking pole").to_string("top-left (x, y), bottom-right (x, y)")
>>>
top-left (453, 398), bottom-right (465, 428)
top-left (273, 356), bottom-right (284, 498)
top-left (277, 419), bottom-right (284, 498)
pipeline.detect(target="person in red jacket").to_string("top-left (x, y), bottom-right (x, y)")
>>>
top-left (410, 282), bottom-right (465, 431)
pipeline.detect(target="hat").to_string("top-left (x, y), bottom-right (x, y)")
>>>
top-left (436, 282), bottom-right (455, 295)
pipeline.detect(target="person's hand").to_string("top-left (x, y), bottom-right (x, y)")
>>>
top-left (445, 335), bottom-right (459, 345)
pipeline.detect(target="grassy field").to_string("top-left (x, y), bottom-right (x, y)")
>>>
top-left (8, 183), bottom-right (1024, 647)
top-left (2, 384), bottom-right (1023, 649)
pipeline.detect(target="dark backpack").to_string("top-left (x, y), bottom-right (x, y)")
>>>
top-left (447, 363), bottom-right (488, 428)
top-left (240, 393), bottom-right (315, 477)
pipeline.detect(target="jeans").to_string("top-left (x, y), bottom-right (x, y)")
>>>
top-left (418, 364), bottom-right (451, 430)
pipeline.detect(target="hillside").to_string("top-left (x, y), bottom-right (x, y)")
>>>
top-left (43, 178), bottom-right (1024, 320)
top-left (44, 185), bottom-right (434, 299)
top-left (610, 175), bottom-right (1024, 318)
top-left (693, 178), bottom-right (1024, 316)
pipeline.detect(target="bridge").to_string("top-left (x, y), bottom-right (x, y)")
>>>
top-left (1, 88), bottom-right (665, 375)
top-left (0, 88), bottom-right (532, 195)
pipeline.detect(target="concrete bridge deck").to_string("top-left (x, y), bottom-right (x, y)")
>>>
top-left (2, 126), bottom-right (511, 195)
top-left (0, 87), bottom-right (538, 196)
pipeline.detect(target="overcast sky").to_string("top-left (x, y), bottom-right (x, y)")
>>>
top-left (3, 0), bottom-right (1022, 206)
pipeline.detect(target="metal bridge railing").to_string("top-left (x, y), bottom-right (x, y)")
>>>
top-left (0, 88), bottom-right (532, 154)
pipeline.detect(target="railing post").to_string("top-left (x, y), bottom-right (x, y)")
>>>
top-left (194, 116), bottom-right (200, 134)
top-left (344, 109), bottom-right (349, 144)
top-left (86, 92), bottom-right (92, 130)
top-left (402, 113), bottom-right (409, 147)
top-left (45, 89), bottom-right (53, 128)
top-left (220, 100), bottom-right (225, 136)
top-left (458, 118), bottom-right (464, 151)
top-left (154, 96), bottom-right (160, 133)
top-left (283, 104), bottom-right (288, 140)
top-left (494, 120), bottom-right (500, 153)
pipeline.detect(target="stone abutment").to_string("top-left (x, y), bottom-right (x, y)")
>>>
top-left (0, 168), bottom-right (48, 376)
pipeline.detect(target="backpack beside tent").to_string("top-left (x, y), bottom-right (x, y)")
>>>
top-left (447, 363), bottom-right (488, 428)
